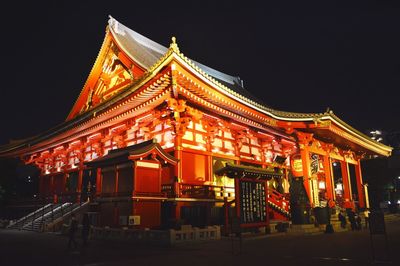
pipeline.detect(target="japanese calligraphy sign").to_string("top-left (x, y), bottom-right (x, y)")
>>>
top-left (239, 180), bottom-right (267, 225)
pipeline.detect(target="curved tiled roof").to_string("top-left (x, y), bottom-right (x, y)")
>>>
top-left (107, 16), bottom-right (391, 156)
top-left (108, 16), bottom-right (321, 120)
top-left (85, 139), bottom-right (178, 167)
top-left (0, 16), bottom-right (392, 158)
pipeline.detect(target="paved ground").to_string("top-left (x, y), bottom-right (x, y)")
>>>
top-left (0, 219), bottom-right (399, 266)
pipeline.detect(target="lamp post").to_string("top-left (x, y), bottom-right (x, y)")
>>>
top-left (389, 176), bottom-right (400, 213)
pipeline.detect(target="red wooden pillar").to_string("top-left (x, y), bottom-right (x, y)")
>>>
top-left (132, 161), bottom-right (136, 219)
top-left (49, 175), bottom-right (56, 203)
top-left (174, 134), bottom-right (183, 183)
top-left (77, 167), bottom-right (83, 203)
top-left (355, 160), bottom-right (366, 209)
top-left (261, 147), bottom-right (266, 169)
top-left (300, 146), bottom-right (313, 206)
top-left (234, 178), bottom-right (240, 219)
top-left (63, 173), bottom-right (68, 194)
top-left (114, 165), bottom-right (119, 196)
top-left (50, 175), bottom-right (54, 195)
top-left (96, 168), bottom-right (102, 196)
top-left (207, 155), bottom-right (213, 183)
top-left (206, 137), bottom-right (213, 183)
top-left (323, 155), bottom-right (334, 204)
top-left (340, 161), bottom-right (353, 209)
top-left (132, 161), bottom-right (136, 197)
top-left (114, 165), bottom-right (120, 226)
top-left (173, 134), bottom-right (183, 220)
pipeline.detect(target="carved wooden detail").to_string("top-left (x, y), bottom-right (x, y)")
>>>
top-left (80, 42), bottom-right (133, 114)
top-left (296, 132), bottom-right (314, 147)
top-left (166, 98), bottom-right (203, 136)
top-left (202, 120), bottom-right (221, 145)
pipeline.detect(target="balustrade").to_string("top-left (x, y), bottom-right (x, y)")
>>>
top-left (268, 188), bottom-right (290, 214)
top-left (161, 183), bottom-right (234, 199)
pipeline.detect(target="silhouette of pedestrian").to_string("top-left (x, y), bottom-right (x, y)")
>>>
top-left (326, 199), bottom-right (332, 223)
top-left (68, 213), bottom-right (78, 249)
top-left (338, 210), bottom-right (347, 229)
top-left (347, 209), bottom-right (356, 231)
top-left (81, 213), bottom-right (91, 247)
top-left (355, 213), bottom-right (362, 230)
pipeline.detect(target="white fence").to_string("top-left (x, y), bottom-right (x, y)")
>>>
top-left (63, 224), bottom-right (221, 245)
top-left (169, 225), bottom-right (221, 244)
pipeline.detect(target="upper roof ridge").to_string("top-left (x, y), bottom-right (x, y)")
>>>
top-left (108, 16), bottom-right (244, 87)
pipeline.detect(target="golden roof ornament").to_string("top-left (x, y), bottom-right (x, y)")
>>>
top-left (169, 36), bottom-right (180, 53)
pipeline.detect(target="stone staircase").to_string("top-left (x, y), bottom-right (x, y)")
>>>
top-left (268, 201), bottom-right (291, 221)
top-left (269, 220), bottom-right (291, 234)
top-left (23, 203), bottom-right (73, 232)
top-left (285, 210), bottom-right (350, 235)
top-left (268, 189), bottom-right (291, 221)
top-left (7, 202), bottom-right (89, 232)
top-left (329, 212), bottom-right (348, 232)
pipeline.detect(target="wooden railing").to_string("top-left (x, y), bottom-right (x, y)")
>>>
top-left (161, 183), bottom-right (235, 199)
top-left (74, 225), bottom-right (221, 245)
top-left (180, 184), bottom-right (216, 198)
top-left (161, 184), bottom-right (175, 197)
top-left (133, 191), bottom-right (167, 198)
top-left (268, 188), bottom-right (290, 215)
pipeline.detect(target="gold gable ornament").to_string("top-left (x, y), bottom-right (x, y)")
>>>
top-left (169, 36), bottom-right (180, 53)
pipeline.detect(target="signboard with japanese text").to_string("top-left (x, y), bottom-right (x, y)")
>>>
top-left (310, 154), bottom-right (319, 175)
top-left (239, 180), bottom-right (267, 225)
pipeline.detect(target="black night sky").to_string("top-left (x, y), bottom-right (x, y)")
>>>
top-left (1, 1), bottom-right (399, 145)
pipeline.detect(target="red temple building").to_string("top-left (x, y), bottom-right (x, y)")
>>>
top-left (0, 17), bottom-right (392, 231)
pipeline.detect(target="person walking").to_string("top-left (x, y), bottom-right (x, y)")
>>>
top-left (81, 213), bottom-right (91, 247)
top-left (348, 209), bottom-right (356, 231)
top-left (355, 213), bottom-right (362, 230)
top-left (338, 210), bottom-right (347, 229)
top-left (346, 209), bottom-right (356, 231)
top-left (68, 213), bottom-right (78, 249)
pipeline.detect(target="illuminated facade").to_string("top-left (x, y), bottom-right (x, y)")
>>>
top-left (0, 17), bottom-right (392, 229)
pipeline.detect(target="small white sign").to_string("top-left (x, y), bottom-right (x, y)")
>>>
top-left (129, 215), bottom-right (140, 225)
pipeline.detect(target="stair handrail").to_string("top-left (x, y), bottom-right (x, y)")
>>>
top-left (269, 188), bottom-right (284, 200)
top-left (268, 188), bottom-right (290, 214)
top-left (7, 203), bottom-right (53, 228)
top-left (24, 203), bottom-right (72, 228)
top-left (45, 201), bottom-right (90, 232)
top-left (41, 201), bottom-right (46, 228)
top-left (51, 204), bottom-right (54, 224)
top-left (24, 203), bottom-right (70, 232)
top-left (31, 208), bottom-right (36, 230)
